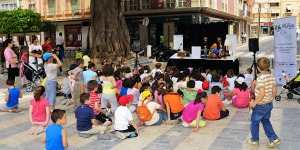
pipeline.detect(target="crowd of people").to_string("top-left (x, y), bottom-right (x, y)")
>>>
top-left (0, 33), bottom-right (281, 149)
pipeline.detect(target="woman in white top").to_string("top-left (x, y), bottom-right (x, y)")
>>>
top-left (100, 64), bottom-right (118, 114)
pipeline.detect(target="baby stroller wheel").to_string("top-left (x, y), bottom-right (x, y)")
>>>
top-left (26, 84), bottom-right (33, 92)
top-left (287, 93), bottom-right (293, 99)
top-left (275, 95), bottom-right (281, 101)
top-left (298, 98), bottom-right (300, 104)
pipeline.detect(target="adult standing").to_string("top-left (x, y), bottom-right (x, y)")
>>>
top-left (55, 32), bottom-right (64, 52)
top-left (42, 37), bottom-right (53, 53)
top-left (29, 36), bottom-right (43, 67)
top-left (4, 39), bottom-right (19, 84)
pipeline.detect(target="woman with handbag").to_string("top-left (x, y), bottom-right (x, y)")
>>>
top-left (4, 39), bottom-right (19, 84)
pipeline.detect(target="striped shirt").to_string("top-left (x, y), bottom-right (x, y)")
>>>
top-left (255, 72), bottom-right (276, 104)
top-left (89, 91), bottom-right (100, 115)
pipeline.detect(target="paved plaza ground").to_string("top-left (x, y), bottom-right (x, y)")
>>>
top-left (0, 36), bottom-right (299, 150)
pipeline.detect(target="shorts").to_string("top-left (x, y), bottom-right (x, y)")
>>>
top-left (115, 124), bottom-right (135, 133)
top-left (170, 110), bottom-right (183, 120)
top-left (95, 112), bottom-right (112, 123)
top-left (0, 104), bottom-right (18, 110)
top-left (79, 125), bottom-right (107, 135)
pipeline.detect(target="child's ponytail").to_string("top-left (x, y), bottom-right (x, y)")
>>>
top-left (34, 86), bottom-right (45, 102)
top-left (194, 89), bottom-right (207, 105)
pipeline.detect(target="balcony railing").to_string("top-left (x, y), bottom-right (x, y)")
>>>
top-left (40, 8), bottom-right (91, 21)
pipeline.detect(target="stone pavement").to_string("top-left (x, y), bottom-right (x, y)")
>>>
top-left (0, 77), bottom-right (299, 150)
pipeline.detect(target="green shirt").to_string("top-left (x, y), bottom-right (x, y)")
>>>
top-left (75, 52), bottom-right (82, 59)
top-left (160, 35), bottom-right (164, 43)
top-left (180, 88), bottom-right (197, 105)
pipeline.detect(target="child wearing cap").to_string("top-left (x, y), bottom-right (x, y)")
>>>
top-left (75, 93), bottom-right (110, 140)
top-left (138, 91), bottom-right (167, 126)
top-left (226, 76), bottom-right (250, 108)
top-left (43, 52), bottom-right (62, 111)
top-left (114, 95), bottom-right (139, 140)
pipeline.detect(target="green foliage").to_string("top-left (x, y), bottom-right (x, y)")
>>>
top-left (0, 9), bottom-right (56, 34)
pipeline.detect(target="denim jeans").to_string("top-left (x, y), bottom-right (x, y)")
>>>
top-left (152, 110), bottom-right (168, 126)
top-left (250, 102), bottom-right (278, 142)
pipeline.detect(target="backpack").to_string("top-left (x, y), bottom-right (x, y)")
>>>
top-left (202, 81), bottom-right (209, 90)
top-left (136, 101), bottom-right (155, 122)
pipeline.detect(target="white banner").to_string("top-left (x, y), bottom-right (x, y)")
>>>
top-left (173, 35), bottom-right (183, 50)
top-left (274, 17), bottom-right (297, 84)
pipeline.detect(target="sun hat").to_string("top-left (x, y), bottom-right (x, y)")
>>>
top-left (43, 53), bottom-right (52, 60)
top-left (119, 95), bottom-right (133, 106)
top-left (141, 90), bottom-right (152, 101)
top-left (236, 77), bottom-right (245, 84)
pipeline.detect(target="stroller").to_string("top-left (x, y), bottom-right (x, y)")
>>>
top-left (22, 62), bottom-right (46, 92)
top-left (275, 72), bottom-right (300, 104)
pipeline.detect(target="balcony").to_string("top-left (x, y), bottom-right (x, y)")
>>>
top-left (40, 8), bottom-right (91, 21)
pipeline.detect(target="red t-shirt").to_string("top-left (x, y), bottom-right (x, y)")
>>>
top-left (89, 91), bottom-right (100, 115)
top-left (42, 43), bottom-right (52, 53)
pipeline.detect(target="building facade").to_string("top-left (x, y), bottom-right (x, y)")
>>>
top-left (280, 0), bottom-right (300, 34)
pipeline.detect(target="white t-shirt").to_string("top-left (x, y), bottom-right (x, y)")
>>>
top-left (44, 63), bottom-right (58, 81)
top-left (143, 100), bottom-right (160, 126)
top-left (140, 73), bottom-right (149, 82)
top-left (174, 81), bottom-right (187, 93)
top-left (244, 74), bottom-right (253, 88)
top-left (82, 55), bottom-right (90, 67)
top-left (151, 69), bottom-right (163, 78)
top-left (29, 44), bottom-right (42, 64)
top-left (195, 81), bottom-right (203, 90)
top-left (227, 76), bottom-right (237, 91)
top-left (114, 106), bottom-right (133, 131)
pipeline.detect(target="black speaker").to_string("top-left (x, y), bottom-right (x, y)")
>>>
top-left (248, 38), bottom-right (259, 52)
top-left (133, 40), bottom-right (141, 52)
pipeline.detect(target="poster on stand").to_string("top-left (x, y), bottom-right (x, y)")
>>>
top-left (274, 17), bottom-right (297, 85)
top-left (225, 34), bottom-right (237, 51)
top-left (173, 35), bottom-right (183, 50)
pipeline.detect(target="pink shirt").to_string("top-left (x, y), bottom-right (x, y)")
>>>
top-left (20, 55), bottom-right (28, 63)
top-left (155, 90), bottom-right (163, 106)
top-left (182, 100), bottom-right (204, 123)
top-left (4, 47), bottom-right (18, 68)
top-left (233, 88), bottom-right (250, 108)
top-left (30, 98), bottom-right (49, 122)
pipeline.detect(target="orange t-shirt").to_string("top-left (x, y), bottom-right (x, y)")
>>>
top-left (164, 93), bottom-right (185, 113)
top-left (203, 94), bottom-right (225, 120)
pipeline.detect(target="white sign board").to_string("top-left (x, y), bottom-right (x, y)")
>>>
top-left (173, 35), bottom-right (183, 50)
top-left (225, 34), bottom-right (237, 51)
top-left (191, 46), bottom-right (201, 59)
top-left (274, 17), bottom-right (297, 84)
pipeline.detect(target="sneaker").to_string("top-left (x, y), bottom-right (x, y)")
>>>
top-left (223, 99), bottom-right (230, 105)
top-left (61, 99), bottom-right (68, 105)
top-left (78, 132), bottom-right (90, 138)
top-left (246, 139), bottom-right (259, 146)
top-left (116, 131), bottom-right (127, 140)
top-left (66, 99), bottom-right (73, 106)
top-left (127, 132), bottom-right (138, 138)
top-left (181, 122), bottom-right (189, 128)
top-left (97, 133), bottom-right (111, 140)
top-left (267, 138), bottom-right (281, 148)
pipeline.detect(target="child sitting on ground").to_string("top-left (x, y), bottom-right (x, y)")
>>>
top-left (203, 86), bottom-right (229, 120)
top-left (0, 80), bottom-right (22, 112)
top-left (61, 70), bottom-right (73, 106)
top-left (210, 74), bottom-right (225, 101)
top-left (178, 80), bottom-right (198, 105)
top-left (29, 86), bottom-right (50, 135)
top-left (114, 95), bottom-right (139, 140)
top-left (163, 83), bottom-right (184, 125)
top-left (244, 68), bottom-right (253, 89)
top-left (226, 77), bottom-right (250, 108)
top-left (75, 93), bottom-right (110, 139)
top-left (138, 91), bottom-right (167, 126)
top-left (151, 63), bottom-right (163, 78)
top-left (87, 80), bottom-right (112, 126)
top-left (181, 89), bottom-right (207, 132)
top-left (41, 109), bottom-right (78, 150)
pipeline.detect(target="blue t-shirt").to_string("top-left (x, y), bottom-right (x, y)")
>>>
top-left (6, 88), bottom-right (20, 107)
top-left (83, 70), bottom-right (97, 84)
top-left (120, 86), bottom-right (129, 96)
top-left (75, 104), bottom-right (95, 131)
top-left (45, 124), bottom-right (64, 150)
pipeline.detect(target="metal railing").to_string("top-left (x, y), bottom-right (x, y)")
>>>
top-left (40, 8), bottom-right (91, 21)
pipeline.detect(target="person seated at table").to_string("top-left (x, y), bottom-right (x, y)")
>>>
top-left (200, 36), bottom-right (210, 55)
top-left (210, 37), bottom-right (224, 55)
top-left (209, 53), bottom-right (219, 59)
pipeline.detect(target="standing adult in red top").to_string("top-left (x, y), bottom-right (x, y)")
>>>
top-left (42, 37), bottom-right (52, 53)
top-left (3, 39), bottom-right (19, 84)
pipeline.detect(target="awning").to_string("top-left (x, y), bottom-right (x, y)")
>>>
top-left (286, 5), bottom-right (292, 10)
top-left (261, 26), bottom-right (268, 29)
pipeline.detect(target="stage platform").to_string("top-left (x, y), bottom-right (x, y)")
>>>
top-left (166, 54), bottom-right (239, 75)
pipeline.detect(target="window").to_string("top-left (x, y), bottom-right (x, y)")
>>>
top-left (1, 4), bottom-right (17, 10)
top-left (271, 13), bottom-right (279, 18)
top-left (286, 4), bottom-right (292, 13)
top-left (71, 0), bottom-right (79, 10)
top-left (142, 0), bottom-right (150, 9)
top-left (166, 0), bottom-right (175, 8)
top-left (129, 0), bottom-right (137, 10)
top-left (29, 4), bottom-right (35, 10)
top-left (48, 0), bottom-right (56, 12)
top-left (270, 3), bottom-right (279, 7)
top-left (178, 0), bottom-right (187, 7)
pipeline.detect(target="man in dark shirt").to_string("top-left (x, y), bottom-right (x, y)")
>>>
top-left (200, 36), bottom-right (210, 56)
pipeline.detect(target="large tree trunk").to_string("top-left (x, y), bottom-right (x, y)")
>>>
top-left (91, 0), bottom-right (131, 63)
